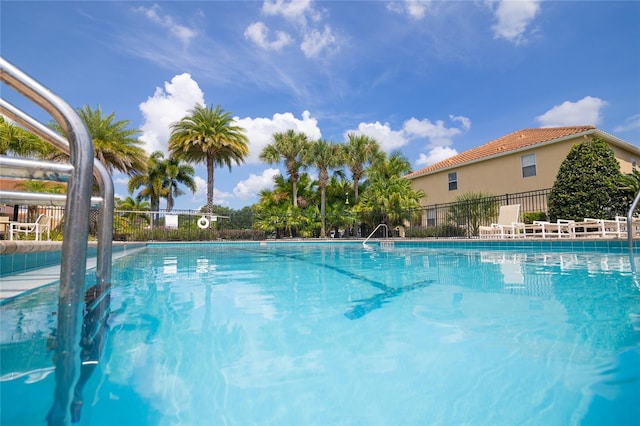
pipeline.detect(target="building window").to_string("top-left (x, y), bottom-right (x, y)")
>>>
top-left (521, 153), bottom-right (536, 178)
top-left (632, 157), bottom-right (637, 170)
top-left (427, 208), bottom-right (436, 227)
top-left (448, 172), bottom-right (458, 191)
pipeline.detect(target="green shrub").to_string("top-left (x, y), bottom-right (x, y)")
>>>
top-left (406, 224), bottom-right (466, 238)
top-left (522, 211), bottom-right (547, 224)
top-left (548, 137), bottom-right (625, 221)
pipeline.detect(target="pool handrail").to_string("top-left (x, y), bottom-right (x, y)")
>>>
top-left (0, 57), bottom-right (111, 426)
top-left (0, 98), bottom-right (114, 284)
top-left (363, 223), bottom-right (389, 246)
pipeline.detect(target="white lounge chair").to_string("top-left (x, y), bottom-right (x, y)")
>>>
top-left (570, 218), bottom-right (619, 238)
top-left (614, 216), bottom-right (640, 238)
top-left (479, 204), bottom-right (523, 239)
top-left (9, 214), bottom-right (52, 241)
top-left (524, 219), bottom-right (574, 238)
top-left (0, 216), bottom-right (9, 240)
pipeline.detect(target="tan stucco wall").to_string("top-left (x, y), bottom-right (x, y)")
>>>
top-left (409, 136), bottom-right (639, 207)
top-left (611, 145), bottom-right (638, 174)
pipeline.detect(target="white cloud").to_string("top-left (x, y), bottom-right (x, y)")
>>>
top-left (415, 146), bottom-right (458, 167)
top-left (113, 175), bottom-right (129, 185)
top-left (133, 4), bottom-right (197, 46)
top-left (301, 26), bottom-right (336, 58)
top-left (345, 122), bottom-right (408, 153)
top-left (233, 168), bottom-right (281, 200)
top-left (403, 117), bottom-right (468, 147)
top-left (244, 22), bottom-right (293, 51)
top-left (450, 114), bottom-right (471, 131)
top-left (387, 0), bottom-right (432, 20)
top-left (250, 0), bottom-right (336, 58)
top-left (346, 114), bottom-right (470, 157)
top-left (614, 114), bottom-right (640, 133)
top-left (235, 111), bottom-right (322, 164)
top-left (190, 176), bottom-right (233, 207)
top-left (213, 189), bottom-right (234, 207)
top-left (535, 96), bottom-right (607, 127)
top-left (191, 176), bottom-right (207, 202)
top-left (262, 0), bottom-right (316, 24)
top-left (490, 0), bottom-right (541, 45)
top-left (138, 73), bottom-right (205, 154)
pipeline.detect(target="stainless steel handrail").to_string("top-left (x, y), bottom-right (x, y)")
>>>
top-left (0, 98), bottom-right (114, 284)
top-left (362, 223), bottom-right (389, 246)
top-left (0, 190), bottom-right (103, 207)
top-left (0, 57), bottom-right (112, 426)
top-left (0, 155), bottom-right (74, 180)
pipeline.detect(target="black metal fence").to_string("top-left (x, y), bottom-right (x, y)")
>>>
top-left (2, 188), bottom-right (553, 241)
top-left (402, 188), bottom-right (551, 239)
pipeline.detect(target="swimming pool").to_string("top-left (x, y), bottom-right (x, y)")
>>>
top-left (1, 242), bottom-right (639, 425)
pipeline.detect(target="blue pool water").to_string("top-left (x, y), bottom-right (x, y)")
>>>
top-left (1, 243), bottom-right (639, 425)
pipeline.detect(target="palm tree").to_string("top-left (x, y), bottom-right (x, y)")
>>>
top-left (163, 155), bottom-right (197, 211)
top-left (127, 151), bottom-right (168, 217)
top-left (355, 152), bottom-right (425, 228)
top-left (342, 133), bottom-right (383, 202)
top-left (15, 180), bottom-right (66, 222)
top-left (169, 104), bottom-right (249, 214)
top-left (260, 129), bottom-right (309, 208)
top-left (302, 139), bottom-right (343, 237)
top-left (115, 195), bottom-right (151, 225)
top-left (50, 105), bottom-right (147, 176)
top-left (619, 169), bottom-right (640, 197)
top-left (0, 116), bottom-right (52, 158)
top-left (368, 150), bottom-right (413, 180)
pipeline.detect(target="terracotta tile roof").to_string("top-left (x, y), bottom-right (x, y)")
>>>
top-left (406, 125), bottom-right (597, 179)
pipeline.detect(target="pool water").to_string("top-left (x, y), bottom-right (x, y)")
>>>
top-left (2, 243), bottom-right (639, 425)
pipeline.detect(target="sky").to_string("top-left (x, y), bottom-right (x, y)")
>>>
top-left (1, 0), bottom-right (639, 210)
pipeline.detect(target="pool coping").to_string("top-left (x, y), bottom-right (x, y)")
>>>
top-left (1, 238), bottom-right (638, 303)
top-left (2, 237), bottom-right (639, 254)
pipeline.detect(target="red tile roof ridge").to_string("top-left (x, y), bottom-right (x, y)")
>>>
top-left (405, 125), bottom-right (597, 179)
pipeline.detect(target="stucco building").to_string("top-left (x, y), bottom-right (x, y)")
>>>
top-left (406, 125), bottom-right (639, 209)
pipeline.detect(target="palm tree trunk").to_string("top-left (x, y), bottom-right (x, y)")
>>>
top-left (320, 186), bottom-right (326, 238)
top-left (167, 192), bottom-right (174, 212)
top-left (292, 179), bottom-right (298, 208)
top-left (207, 156), bottom-right (214, 214)
top-left (353, 179), bottom-right (359, 202)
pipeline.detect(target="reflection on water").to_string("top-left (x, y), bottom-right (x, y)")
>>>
top-left (1, 245), bottom-right (639, 425)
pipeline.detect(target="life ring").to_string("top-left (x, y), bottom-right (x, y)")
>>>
top-left (197, 216), bottom-right (210, 229)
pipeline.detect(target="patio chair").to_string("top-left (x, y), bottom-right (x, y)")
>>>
top-left (570, 218), bottom-right (619, 238)
top-left (478, 204), bottom-right (524, 239)
top-left (524, 219), bottom-right (574, 238)
top-left (0, 216), bottom-right (9, 240)
top-left (615, 216), bottom-right (640, 238)
top-left (9, 214), bottom-right (52, 241)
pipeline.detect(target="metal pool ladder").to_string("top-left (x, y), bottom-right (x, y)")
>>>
top-left (0, 57), bottom-right (114, 425)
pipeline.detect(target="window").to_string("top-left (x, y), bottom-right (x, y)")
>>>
top-left (521, 153), bottom-right (536, 178)
top-left (448, 172), bottom-right (458, 191)
top-left (632, 157), bottom-right (637, 170)
top-left (426, 208), bottom-right (436, 227)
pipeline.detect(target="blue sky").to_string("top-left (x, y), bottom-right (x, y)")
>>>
top-left (2, 1), bottom-right (639, 210)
